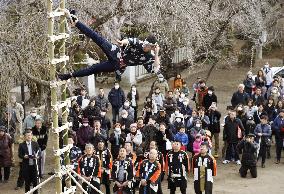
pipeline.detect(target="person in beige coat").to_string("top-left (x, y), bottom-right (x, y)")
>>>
top-left (8, 96), bottom-right (24, 135)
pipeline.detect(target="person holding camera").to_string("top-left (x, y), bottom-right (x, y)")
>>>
top-left (18, 130), bottom-right (41, 193)
top-left (237, 133), bottom-right (258, 178)
top-left (254, 115), bottom-right (272, 168)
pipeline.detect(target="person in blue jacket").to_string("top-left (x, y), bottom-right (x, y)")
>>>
top-left (272, 109), bottom-right (284, 164)
top-left (254, 115), bottom-right (272, 168)
top-left (58, 9), bottom-right (161, 81)
top-left (174, 125), bottom-right (189, 151)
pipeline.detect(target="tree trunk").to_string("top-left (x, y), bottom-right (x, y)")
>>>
top-left (256, 45), bottom-right (263, 60)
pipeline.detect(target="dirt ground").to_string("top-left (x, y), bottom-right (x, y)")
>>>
top-left (1, 66), bottom-right (284, 194)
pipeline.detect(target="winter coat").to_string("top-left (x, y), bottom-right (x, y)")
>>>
top-left (262, 67), bottom-right (273, 86)
top-left (244, 120), bottom-right (256, 136)
top-left (32, 125), bottom-right (48, 151)
top-left (203, 93), bottom-right (218, 110)
top-left (180, 104), bottom-right (192, 119)
top-left (169, 121), bottom-right (184, 135)
top-left (155, 130), bottom-right (173, 155)
top-left (237, 140), bottom-right (258, 166)
top-left (181, 86), bottom-right (190, 96)
top-left (272, 115), bottom-right (284, 134)
top-left (0, 133), bottom-right (13, 167)
top-left (252, 94), bottom-right (265, 106)
top-left (68, 108), bottom-right (82, 131)
top-left (154, 81), bottom-right (169, 96)
top-left (243, 78), bottom-right (255, 94)
top-left (193, 139), bottom-right (202, 154)
top-left (163, 97), bottom-right (177, 115)
top-left (231, 91), bottom-right (249, 107)
top-left (174, 78), bottom-right (184, 89)
top-left (109, 132), bottom-right (126, 159)
top-left (23, 115), bottom-right (42, 130)
top-left (255, 76), bottom-right (266, 88)
top-left (264, 104), bottom-right (277, 122)
top-left (174, 132), bottom-right (189, 146)
top-left (254, 123), bottom-right (272, 144)
top-left (89, 128), bottom-right (108, 147)
top-left (127, 91), bottom-right (139, 107)
top-left (152, 93), bottom-right (164, 108)
top-left (83, 105), bottom-right (100, 122)
top-left (155, 114), bottom-right (170, 126)
top-left (108, 88), bottom-right (125, 108)
top-left (208, 110), bottom-right (221, 133)
top-left (94, 95), bottom-right (109, 110)
top-left (118, 116), bottom-right (134, 133)
top-left (253, 110), bottom-right (267, 125)
top-left (126, 130), bottom-right (143, 148)
top-left (143, 125), bottom-right (159, 150)
top-left (196, 87), bottom-right (208, 107)
top-left (189, 127), bottom-right (206, 140)
top-left (119, 106), bottom-right (135, 119)
top-left (76, 126), bottom-right (93, 148)
top-left (223, 118), bottom-right (244, 143)
top-left (99, 116), bottom-right (111, 132)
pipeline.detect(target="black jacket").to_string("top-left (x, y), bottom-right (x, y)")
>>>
top-left (237, 139), bottom-right (258, 166)
top-left (231, 91), bottom-right (249, 108)
top-left (32, 126), bottom-right (49, 151)
top-left (252, 94), bottom-right (265, 106)
top-left (208, 110), bottom-right (221, 133)
top-left (108, 88), bottom-right (125, 108)
top-left (203, 93), bottom-right (217, 110)
top-left (18, 141), bottom-right (40, 167)
top-left (223, 118), bottom-right (244, 143)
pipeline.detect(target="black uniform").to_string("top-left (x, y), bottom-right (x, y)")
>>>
top-left (237, 139), bottom-right (258, 178)
top-left (136, 159), bottom-right (161, 194)
top-left (192, 153), bottom-right (217, 194)
top-left (78, 154), bottom-right (101, 194)
top-left (144, 150), bottom-right (165, 194)
top-left (165, 150), bottom-right (190, 194)
top-left (95, 148), bottom-right (112, 194)
top-left (112, 158), bottom-right (134, 194)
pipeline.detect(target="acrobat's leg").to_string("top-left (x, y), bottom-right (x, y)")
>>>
top-left (58, 61), bottom-right (115, 80)
top-left (75, 21), bottom-right (120, 62)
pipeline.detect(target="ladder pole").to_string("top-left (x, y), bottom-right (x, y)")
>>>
top-left (47, 0), bottom-right (62, 193)
top-left (59, 0), bottom-right (71, 189)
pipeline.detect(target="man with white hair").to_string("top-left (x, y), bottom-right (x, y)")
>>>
top-left (78, 143), bottom-right (101, 194)
top-left (136, 149), bottom-right (161, 194)
top-left (231, 84), bottom-right (249, 108)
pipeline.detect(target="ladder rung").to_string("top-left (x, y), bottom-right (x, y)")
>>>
top-left (48, 11), bottom-right (65, 18)
top-left (49, 33), bottom-right (70, 42)
top-left (53, 122), bottom-right (73, 134)
top-left (62, 186), bottom-right (76, 194)
top-left (54, 144), bottom-right (73, 156)
top-left (51, 56), bottom-right (69, 65)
